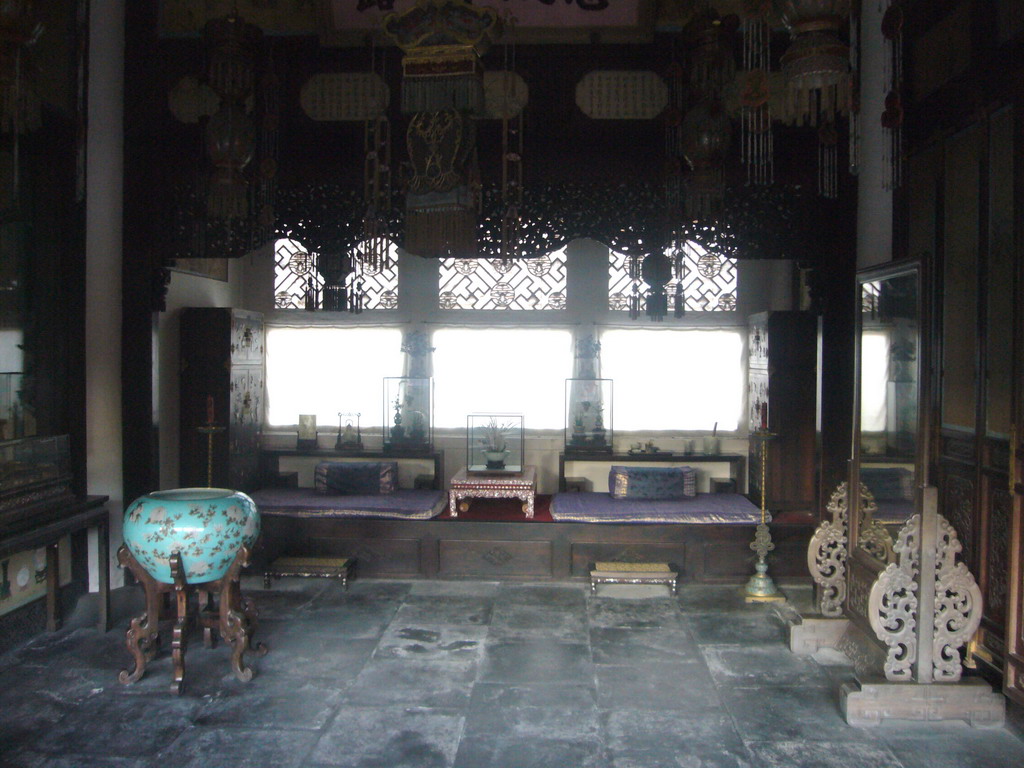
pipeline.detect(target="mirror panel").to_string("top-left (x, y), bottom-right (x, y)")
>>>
top-left (855, 263), bottom-right (920, 563)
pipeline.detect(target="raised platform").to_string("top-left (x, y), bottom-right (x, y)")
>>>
top-left (254, 496), bottom-right (815, 584)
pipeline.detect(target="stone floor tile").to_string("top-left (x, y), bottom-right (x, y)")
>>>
top-left (745, 739), bottom-right (905, 768)
top-left (478, 640), bottom-right (593, 685)
top-left (460, 700), bottom-right (601, 742)
top-left (344, 658), bottom-right (477, 708)
top-left (32, 693), bottom-right (199, 758)
top-left (604, 709), bottom-right (751, 768)
top-left (391, 596), bottom-right (493, 627)
top-left (595, 660), bottom-right (723, 712)
top-left (408, 580), bottom-right (501, 598)
top-left (453, 735), bottom-right (608, 768)
top-left (468, 681), bottom-right (598, 710)
top-left (156, 725), bottom-right (319, 768)
top-left (589, 626), bottom-right (700, 665)
top-left (193, 680), bottom-right (347, 729)
top-left (310, 706), bottom-right (464, 768)
top-left (687, 611), bottom-right (790, 645)
top-left (722, 684), bottom-right (872, 743)
top-left (587, 597), bottom-right (684, 630)
top-left (374, 623), bottom-right (487, 663)
top-left (496, 582), bottom-right (589, 607)
top-left (488, 602), bottom-right (589, 641)
top-left (702, 643), bottom-right (835, 687)
top-left (876, 721), bottom-right (1024, 768)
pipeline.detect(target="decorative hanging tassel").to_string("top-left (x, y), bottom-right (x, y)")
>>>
top-left (818, 121), bottom-right (839, 199)
top-left (881, 1), bottom-right (903, 190)
top-left (740, 2), bottom-right (773, 185)
top-left (847, 3), bottom-right (860, 176)
top-left (674, 281), bottom-right (685, 318)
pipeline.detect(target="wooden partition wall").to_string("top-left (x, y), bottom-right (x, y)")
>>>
top-left (900, 0), bottom-right (1023, 704)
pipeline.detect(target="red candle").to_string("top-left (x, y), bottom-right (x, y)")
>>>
top-left (206, 395), bottom-right (215, 425)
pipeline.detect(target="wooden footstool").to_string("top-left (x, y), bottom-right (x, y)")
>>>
top-left (590, 562), bottom-right (678, 595)
top-left (264, 556), bottom-right (354, 589)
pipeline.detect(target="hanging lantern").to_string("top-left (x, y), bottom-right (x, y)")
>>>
top-left (680, 99), bottom-right (732, 222)
top-left (204, 101), bottom-right (256, 219)
top-left (383, 0), bottom-right (499, 259)
top-left (202, 12), bottom-right (262, 221)
top-left (776, 0), bottom-right (851, 125)
top-left (776, 0), bottom-right (850, 198)
top-left (685, 10), bottom-right (738, 103)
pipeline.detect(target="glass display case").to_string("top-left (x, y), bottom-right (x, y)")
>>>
top-left (565, 378), bottom-right (613, 454)
top-left (336, 411), bottom-right (363, 450)
top-left (467, 413), bottom-right (524, 474)
top-left (383, 377), bottom-right (433, 453)
top-left (0, 372), bottom-right (26, 441)
top-left (1, 435), bottom-right (74, 532)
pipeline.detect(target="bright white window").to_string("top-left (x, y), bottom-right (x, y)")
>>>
top-left (860, 330), bottom-right (889, 432)
top-left (265, 327), bottom-right (404, 427)
top-left (432, 328), bottom-right (573, 428)
top-left (601, 328), bottom-right (744, 431)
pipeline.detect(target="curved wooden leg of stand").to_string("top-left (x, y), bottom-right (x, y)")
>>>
top-left (117, 544), bottom-right (164, 685)
top-left (219, 546), bottom-right (265, 682)
top-left (170, 553), bottom-right (188, 695)
top-left (198, 589), bottom-right (216, 648)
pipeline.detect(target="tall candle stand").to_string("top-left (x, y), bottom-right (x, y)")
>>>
top-left (744, 428), bottom-right (784, 602)
top-left (196, 423), bottom-right (225, 487)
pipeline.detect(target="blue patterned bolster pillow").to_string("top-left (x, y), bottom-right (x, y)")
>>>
top-left (608, 465), bottom-right (697, 500)
top-left (315, 461), bottom-right (397, 495)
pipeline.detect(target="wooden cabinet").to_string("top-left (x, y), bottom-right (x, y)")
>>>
top-left (747, 311), bottom-right (818, 514)
top-left (179, 309), bottom-right (264, 491)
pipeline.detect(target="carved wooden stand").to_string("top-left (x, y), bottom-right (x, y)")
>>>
top-left (790, 485), bottom-right (1005, 726)
top-left (117, 544), bottom-right (267, 695)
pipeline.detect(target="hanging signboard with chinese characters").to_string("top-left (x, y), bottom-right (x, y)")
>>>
top-left (318, 0), bottom-right (653, 45)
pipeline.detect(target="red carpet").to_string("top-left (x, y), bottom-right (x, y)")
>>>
top-left (437, 494), bottom-right (554, 522)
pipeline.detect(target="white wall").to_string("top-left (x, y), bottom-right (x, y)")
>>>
top-left (85, 0), bottom-right (125, 590)
top-left (856, 1), bottom-right (894, 269)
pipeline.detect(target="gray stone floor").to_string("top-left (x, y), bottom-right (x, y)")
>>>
top-left (2, 578), bottom-right (1023, 768)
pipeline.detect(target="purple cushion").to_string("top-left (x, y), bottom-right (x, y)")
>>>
top-left (315, 461), bottom-right (397, 495)
top-left (608, 465), bottom-right (696, 500)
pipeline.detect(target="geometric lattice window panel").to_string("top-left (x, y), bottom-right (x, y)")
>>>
top-left (608, 241), bottom-right (737, 313)
top-left (438, 249), bottom-right (567, 310)
top-left (273, 238), bottom-right (399, 310)
top-left (274, 238), bottom-right (323, 309)
top-left (349, 240), bottom-right (400, 310)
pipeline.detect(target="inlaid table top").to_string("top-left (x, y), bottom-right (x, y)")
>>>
top-left (448, 466), bottom-right (537, 518)
top-left (450, 465), bottom-right (537, 489)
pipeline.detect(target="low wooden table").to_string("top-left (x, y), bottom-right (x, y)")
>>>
top-left (589, 562), bottom-right (679, 594)
top-left (449, 465), bottom-right (537, 519)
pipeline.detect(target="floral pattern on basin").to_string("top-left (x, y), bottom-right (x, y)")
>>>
top-left (122, 488), bottom-right (261, 584)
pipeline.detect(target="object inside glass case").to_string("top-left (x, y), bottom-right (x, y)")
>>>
top-left (467, 414), bottom-right (524, 474)
top-left (565, 378), bottom-right (613, 454)
top-left (336, 412), bottom-right (362, 450)
top-left (383, 377), bottom-right (433, 452)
